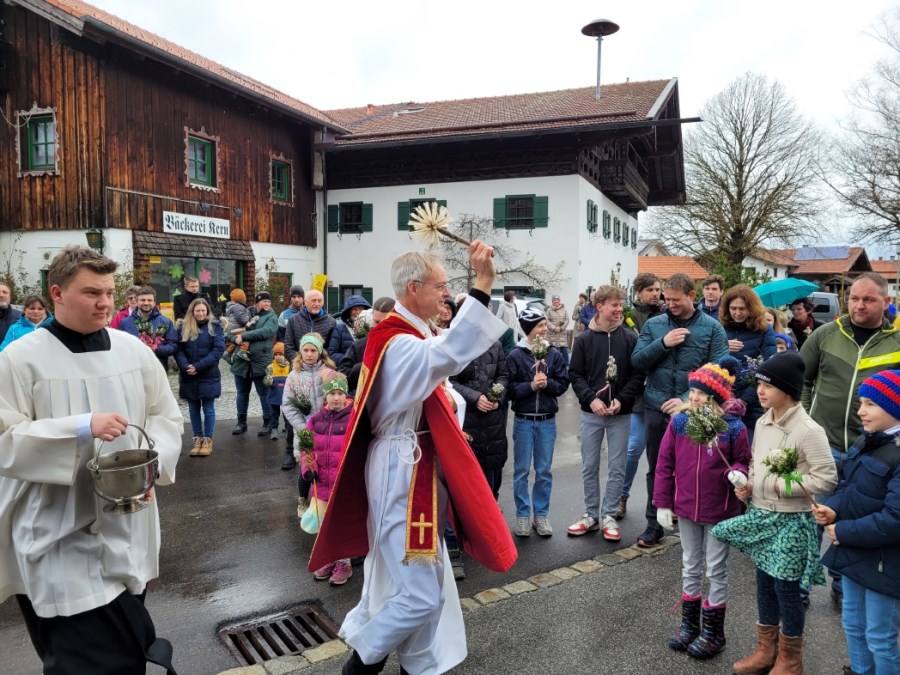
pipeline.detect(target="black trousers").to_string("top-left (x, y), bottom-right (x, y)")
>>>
top-left (17, 591), bottom-right (176, 675)
top-left (644, 408), bottom-right (671, 525)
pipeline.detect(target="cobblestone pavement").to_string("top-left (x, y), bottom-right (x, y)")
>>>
top-left (167, 360), bottom-right (265, 420)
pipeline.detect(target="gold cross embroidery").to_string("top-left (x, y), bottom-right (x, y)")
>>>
top-left (411, 512), bottom-right (433, 545)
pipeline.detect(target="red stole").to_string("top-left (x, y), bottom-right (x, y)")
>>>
top-left (309, 310), bottom-right (517, 574)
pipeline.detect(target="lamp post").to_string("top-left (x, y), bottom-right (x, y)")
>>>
top-left (610, 261), bottom-right (622, 288)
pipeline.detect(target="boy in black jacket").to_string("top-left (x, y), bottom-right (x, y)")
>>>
top-left (567, 285), bottom-right (645, 541)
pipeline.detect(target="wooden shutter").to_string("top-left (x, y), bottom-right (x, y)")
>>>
top-left (362, 287), bottom-right (373, 305)
top-left (327, 287), bottom-right (340, 314)
top-left (586, 200), bottom-right (594, 231)
top-left (493, 198), bottom-right (506, 228)
top-left (361, 203), bottom-right (374, 232)
top-left (533, 196), bottom-right (548, 227)
top-left (327, 204), bottom-right (340, 232)
top-left (397, 201), bottom-right (411, 230)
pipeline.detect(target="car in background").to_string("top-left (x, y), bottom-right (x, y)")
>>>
top-left (809, 292), bottom-right (841, 325)
top-left (489, 294), bottom-right (548, 317)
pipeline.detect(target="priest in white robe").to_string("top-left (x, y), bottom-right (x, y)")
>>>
top-left (0, 246), bottom-right (183, 674)
top-left (312, 241), bottom-right (515, 675)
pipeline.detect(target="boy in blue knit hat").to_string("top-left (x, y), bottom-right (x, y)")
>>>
top-left (813, 369), bottom-right (900, 675)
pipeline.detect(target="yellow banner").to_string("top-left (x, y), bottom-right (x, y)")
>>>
top-left (312, 274), bottom-right (327, 292)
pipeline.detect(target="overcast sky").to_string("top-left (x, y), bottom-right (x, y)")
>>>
top-left (86, 0), bottom-right (898, 250)
top-left (87, 0), bottom-right (897, 126)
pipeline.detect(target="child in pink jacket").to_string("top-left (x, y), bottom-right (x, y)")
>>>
top-left (653, 356), bottom-right (752, 660)
top-left (305, 372), bottom-right (354, 585)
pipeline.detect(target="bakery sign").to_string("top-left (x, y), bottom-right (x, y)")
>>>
top-left (162, 211), bottom-right (230, 239)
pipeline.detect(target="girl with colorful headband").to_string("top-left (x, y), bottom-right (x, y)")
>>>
top-left (281, 332), bottom-right (336, 520)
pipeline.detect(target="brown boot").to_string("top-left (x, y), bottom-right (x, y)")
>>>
top-left (190, 436), bottom-right (202, 457)
top-left (733, 623), bottom-right (779, 674)
top-left (198, 437), bottom-right (213, 456)
top-left (769, 633), bottom-right (803, 675)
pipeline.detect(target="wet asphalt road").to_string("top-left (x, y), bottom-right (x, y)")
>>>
top-left (0, 386), bottom-right (850, 674)
top-left (0, 389), bottom-right (665, 674)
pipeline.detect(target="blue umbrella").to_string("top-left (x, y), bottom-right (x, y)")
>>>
top-left (752, 278), bottom-right (819, 307)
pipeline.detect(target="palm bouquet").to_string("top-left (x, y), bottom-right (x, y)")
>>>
top-left (685, 405), bottom-right (728, 458)
top-left (485, 382), bottom-right (506, 404)
top-left (762, 446), bottom-right (815, 503)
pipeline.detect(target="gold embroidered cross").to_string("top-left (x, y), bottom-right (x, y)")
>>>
top-left (411, 512), bottom-right (433, 545)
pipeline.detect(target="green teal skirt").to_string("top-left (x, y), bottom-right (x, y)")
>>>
top-left (711, 504), bottom-right (825, 589)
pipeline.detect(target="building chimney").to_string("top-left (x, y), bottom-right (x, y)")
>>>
top-left (366, 104), bottom-right (374, 116)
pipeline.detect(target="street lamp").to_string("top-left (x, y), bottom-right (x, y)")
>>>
top-left (610, 261), bottom-right (622, 287)
top-left (85, 228), bottom-right (104, 254)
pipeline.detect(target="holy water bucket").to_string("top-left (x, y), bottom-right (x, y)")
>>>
top-left (87, 424), bottom-right (158, 515)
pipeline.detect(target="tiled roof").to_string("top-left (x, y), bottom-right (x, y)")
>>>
top-left (770, 247), bottom-right (868, 275)
top-left (750, 247), bottom-right (797, 267)
top-left (870, 259), bottom-right (900, 280)
top-left (325, 79), bottom-right (676, 145)
top-left (637, 256), bottom-right (709, 281)
top-left (33, 0), bottom-right (345, 131)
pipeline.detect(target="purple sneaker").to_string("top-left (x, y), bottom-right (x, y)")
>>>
top-left (329, 560), bottom-right (353, 586)
top-left (313, 562), bottom-right (335, 580)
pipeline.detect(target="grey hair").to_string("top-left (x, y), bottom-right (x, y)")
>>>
top-left (391, 251), bottom-right (444, 298)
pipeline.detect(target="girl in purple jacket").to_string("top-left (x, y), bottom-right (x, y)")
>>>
top-left (653, 356), bottom-right (752, 660)
top-left (306, 372), bottom-right (354, 586)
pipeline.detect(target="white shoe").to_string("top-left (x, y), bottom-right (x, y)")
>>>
top-left (514, 517), bottom-right (531, 537)
top-left (533, 516), bottom-right (553, 537)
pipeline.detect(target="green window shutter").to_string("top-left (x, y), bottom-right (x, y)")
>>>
top-left (602, 210), bottom-right (610, 239)
top-left (533, 196), bottom-right (548, 227)
top-left (493, 198), bottom-right (507, 228)
top-left (327, 204), bottom-right (340, 232)
top-left (622, 223), bottom-right (629, 247)
top-left (362, 203), bottom-right (374, 232)
top-left (327, 287), bottom-right (340, 314)
top-left (397, 201), bottom-right (411, 231)
top-left (438, 199), bottom-right (447, 210)
top-left (362, 287), bottom-right (373, 305)
top-left (586, 200), bottom-right (593, 231)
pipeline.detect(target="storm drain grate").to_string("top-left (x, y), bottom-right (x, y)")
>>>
top-left (218, 604), bottom-right (340, 666)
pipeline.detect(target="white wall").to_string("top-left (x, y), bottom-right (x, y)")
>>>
top-left (742, 254), bottom-right (789, 281)
top-left (326, 175), bottom-right (639, 311)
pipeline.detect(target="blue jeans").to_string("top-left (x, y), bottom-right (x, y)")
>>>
top-left (512, 416), bottom-right (557, 518)
top-left (234, 374), bottom-right (270, 420)
top-left (842, 576), bottom-right (900, 675)
top-left (556, 346), bottom-right (569, 365)
top-left (621, 411), bottom-right (646, 499)
top-left (757, 568), bottom-right (805, 637)
top-left (187, 398), bottom-right (216, 437)
top-left (578, 411), bottom-right (631, 520)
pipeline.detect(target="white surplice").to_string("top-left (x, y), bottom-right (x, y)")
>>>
top-left (0, 328), bottom-right (183, 617)
top-left (340, 297), bottom-right (505, 675)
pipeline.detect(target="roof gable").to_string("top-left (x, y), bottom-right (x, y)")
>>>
top-left (769, 246), bottom-right (870, 275)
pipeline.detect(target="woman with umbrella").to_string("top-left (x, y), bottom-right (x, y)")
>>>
top-left (720, 285), bottom-right (777, 440)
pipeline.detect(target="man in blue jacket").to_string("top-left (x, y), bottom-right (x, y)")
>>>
top-left (631, 273), bottom-right (728, 547)
top-left (118, 286), bottom-right (178, 371)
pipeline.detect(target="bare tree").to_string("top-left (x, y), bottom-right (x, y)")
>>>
top-left (648, 73), bottom-right (822, 264)
top-left (827, 9), bottom-right (900, 242)
top-left (424, 214), bottom-right (568, 293)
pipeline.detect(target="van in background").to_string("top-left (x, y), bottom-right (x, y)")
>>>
top-left (809, 292), bottom-right (840, 324)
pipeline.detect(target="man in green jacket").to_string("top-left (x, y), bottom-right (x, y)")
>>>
top-left (800, 271), bottom-right (900, 603)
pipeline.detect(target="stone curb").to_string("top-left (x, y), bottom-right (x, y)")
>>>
top-left (216, 535), bottom-right (682, 674)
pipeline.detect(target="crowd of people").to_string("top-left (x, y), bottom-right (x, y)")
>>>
top-left (1, 247), bottom-right (899, 675)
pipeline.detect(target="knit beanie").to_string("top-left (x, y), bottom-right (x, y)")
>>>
top-left (754, 352), bottom-right (806, 400)
top-left (323, 371), bottom-right (349, 394)
top-left (518, 308), bottom-right (545, 336)
top-left (858, 370), bottom-right (900, 422)
top-left (688, 355), bottom-right (740, 405)
top-left (230, 288), bottom-right (246, 303)
top-left (289, 285), bottom-right (305, 298)
top-left (255, 291), bottom-right (272, 303)
top-left (272, 342), bottom-right (285, 355)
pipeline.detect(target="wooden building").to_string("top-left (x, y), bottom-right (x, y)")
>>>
top-left (0, 0), bottom-right (346, 305)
